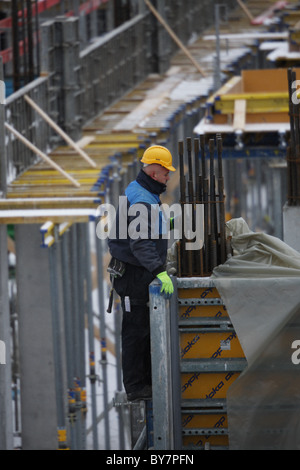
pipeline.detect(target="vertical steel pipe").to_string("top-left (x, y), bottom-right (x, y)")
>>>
top-left (48, 231), bottom-right (67, 449)
top-left (76, 224), bottom-right (87, 449)
top-left (217, 134), bottom-right (226, 264)
top-left (149, 279), bottom-right (176, 449)
top-left (114, 300), bottom-right (126, 449)
top-left (0, 57), bottom-right (6, 195)
top-left (61, 228), bottom-right (77, 449)
top-left (70, 224), bottom-right (83, 449)
top-left (94, 221), bottom-right (111, 450)
top-left (84, 222), bottom-right (99, 450)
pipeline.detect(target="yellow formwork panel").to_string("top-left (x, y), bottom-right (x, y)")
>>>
top-left (85, 142), bottom-right (140, 150)
top-left (6, 187), bottom-right (100, 199)
top-left (180, 331), bottom-right (245, 360)
top-left (182, 434), bottom-right (228, 449)
top-left (215, 94), bottom-right (289, 114)
top-left (178, 282), bottom-right (246, 449)
top-left (182, 413), bottom-right (228, 430)
top-left (213, 112), bottom-right (290, 124)
top-left (178, 287), bottom-right (221, 299)
top-left (11, 178), bottom-right (99, 186)
top-left (207, 68), bottom-right (300, 125)
top-left (181, 371), bottom-right (241, 400)
top-left (178, 287), bottom-right (229, 319)
top-left (290, 30), bottom-right (300, 46)
top-left (179, 304), bottom-right (228, 319)
top-left (182, 414), bottom-right (228, 449)
top-left (19, 169), bottom-right (101, 177)
top-left (87, 133), bottom-right (146, 143)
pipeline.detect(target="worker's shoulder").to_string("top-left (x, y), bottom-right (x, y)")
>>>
top-left (125, 180), bottom-right (160, 206)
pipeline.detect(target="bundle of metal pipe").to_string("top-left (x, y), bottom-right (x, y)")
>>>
top-left (177, 135), bottom-right (228, 277)
top-left (287, 68), bottom-right (300, 206)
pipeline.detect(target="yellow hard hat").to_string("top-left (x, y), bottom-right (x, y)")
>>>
top-left (141, 145), bottom-right (176, 171)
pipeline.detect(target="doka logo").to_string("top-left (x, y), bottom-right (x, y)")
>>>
top-left (291, 340), bottom-right (300, 365)
top-left (0, 340), bottom-right (6, 365)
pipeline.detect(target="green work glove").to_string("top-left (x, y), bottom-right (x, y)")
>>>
top-left (156, 271), bottom-right (174, 299)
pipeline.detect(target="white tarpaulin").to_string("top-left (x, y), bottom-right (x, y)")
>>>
top-left (211, 218), bottom-right (300, 450)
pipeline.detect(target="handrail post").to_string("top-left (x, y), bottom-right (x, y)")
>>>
top-left (149, 277), bottom-right (182, 450)
top-left (0, 57), bottom-right (7, 196)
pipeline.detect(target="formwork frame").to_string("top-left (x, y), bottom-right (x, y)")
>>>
top-left (149, 277), bottom-right (182, 450)
top-left (149, 276), bottom-right (247, 451)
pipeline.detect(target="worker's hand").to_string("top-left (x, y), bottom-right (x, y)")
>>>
top-left (156, 271), bottom-right (174, 299)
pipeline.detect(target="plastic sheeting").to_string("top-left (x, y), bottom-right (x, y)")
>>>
top-left (212, 218), bottom-right (300, 450)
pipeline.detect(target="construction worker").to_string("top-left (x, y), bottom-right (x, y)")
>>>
top-left (108, 145), bottom-right (176, 402)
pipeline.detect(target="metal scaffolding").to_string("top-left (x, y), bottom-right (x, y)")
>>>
top-left (0, 0), bottom-right (294, 451)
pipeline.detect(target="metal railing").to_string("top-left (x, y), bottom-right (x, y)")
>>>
top-left (5, 76), bottom-right (52, 184)
top-left (79, 13), bottom-right (152, 124)
top-left (3, 12), bottom-right (154, 185)
top-left (2, 0), bottom-right (238, 186)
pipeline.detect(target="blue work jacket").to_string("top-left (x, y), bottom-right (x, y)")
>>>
top-left (108, 169), bottom-right (169, 275)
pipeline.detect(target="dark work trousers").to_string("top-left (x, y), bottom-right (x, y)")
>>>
top-left (113, 263), bottom-right (155, 394)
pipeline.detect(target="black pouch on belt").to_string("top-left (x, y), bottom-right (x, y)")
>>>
top-left (107, 257), bottom-right (126, 278)
top-left (106, 257), bottom-right (126, 313)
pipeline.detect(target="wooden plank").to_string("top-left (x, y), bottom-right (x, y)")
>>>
top-left (113, 76), bottom-right (181, 131)
top-left (0, 208), bottom-right (98, 225)
top-left (6, 186), bottom-right (104, 198)
top-left (24, 94), bottom-right (97, 168)
top-left (220, 91), bottom-right (289, 101)
top-left (0, 197), bottom-right (103, 210)
top-left (194, 117), bottom-right (291, 135)
top-left (10, 174), bottom-right (102, 184)
top-left (236, 0), bottom-right (254, 22)
top-left (5, 123), bottom-right (81, 188)
top-left (233, 99), bottom-right (247, 131)
top-left (76, 135), bottom-right (96, 147)
top-left (203, 32), bottom-right (288, 42)
top-left (85, 133), bottom-right (146, 143)
top-left (144, 0), bottom-right (206, 77)
top-left (19, 168), bottom-right (102, 176)
top-left (241, 68), bottom-right (298, 92)
top-left (209, 76), bottom-right (243, 104)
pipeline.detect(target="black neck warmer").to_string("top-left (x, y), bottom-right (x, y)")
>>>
top-left (136, 169), bottom-right (167, 195)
